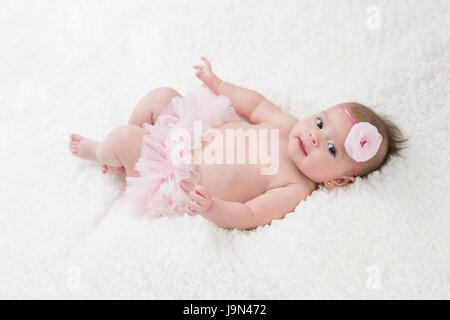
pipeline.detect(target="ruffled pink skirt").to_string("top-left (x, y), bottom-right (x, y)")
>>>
top-left (124, 85), bottom-right (239, 218)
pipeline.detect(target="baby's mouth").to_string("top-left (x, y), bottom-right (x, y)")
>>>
top-left (297, 138), bottom-right (307, 156)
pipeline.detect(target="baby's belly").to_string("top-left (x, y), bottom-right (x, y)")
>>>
top-left (190, 120), bottom-right (280, 202)
top-left (196, 162), bottom-right (269, 203)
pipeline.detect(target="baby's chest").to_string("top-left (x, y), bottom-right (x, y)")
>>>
top-left (194, 121), bottom-right (295, 201)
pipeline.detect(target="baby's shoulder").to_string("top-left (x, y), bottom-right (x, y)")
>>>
top-left (285, 180), bottom-right (316, 198)
top-left (258, 112), bottom-right (298, 132)
top-left (285, 165), bottom-right (317, 194)
top-left (260, 183), bottom-right (314, 214)
top-left (267, 177), bottom-right (316, 202)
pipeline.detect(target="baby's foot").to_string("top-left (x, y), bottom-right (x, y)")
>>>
top-left (101, 164), bottom-right (125, 175)
top-left (69, 133), bottom-right (99, 162)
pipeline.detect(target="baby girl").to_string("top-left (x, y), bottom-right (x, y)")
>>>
top-left (69, 57), bottom-right (405, 230)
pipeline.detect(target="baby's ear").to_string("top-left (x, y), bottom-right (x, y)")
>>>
top-left (324, 176), bottom-right (355, 189)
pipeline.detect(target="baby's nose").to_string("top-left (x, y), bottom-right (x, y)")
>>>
top-left (310, 132), bottom-right (320, 146)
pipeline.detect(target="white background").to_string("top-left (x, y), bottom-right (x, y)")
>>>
top-left (0, 0), bottom-right (448, 298)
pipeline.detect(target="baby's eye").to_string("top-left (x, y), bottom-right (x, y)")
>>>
top-left (316, 118), bottom-right (323, 129)
top-left (328, 143), bottom-right (336, 156)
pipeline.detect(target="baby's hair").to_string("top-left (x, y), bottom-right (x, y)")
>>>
top-left (343, 102), bottom-right (407, 177)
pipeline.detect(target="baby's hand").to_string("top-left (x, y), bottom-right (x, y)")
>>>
top-left (187, 185), bottom-right (213, 216)
top-left (193, 57), bottom-right (222, 94)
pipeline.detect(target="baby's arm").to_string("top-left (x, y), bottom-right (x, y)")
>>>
top-left (189, 184), bottom-right (306, 230)
top-left (194, 57), bottom-right (294, 125)
top-left (216, 80), bottom-right (265, 119)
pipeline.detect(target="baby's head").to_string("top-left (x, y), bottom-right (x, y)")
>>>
top-left (288, 102), bottom-right (406, 188)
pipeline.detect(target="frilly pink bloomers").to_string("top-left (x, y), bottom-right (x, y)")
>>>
top-left (124, 85), bottom-right (239, 219)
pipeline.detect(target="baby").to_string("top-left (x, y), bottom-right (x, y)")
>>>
top-left (69, 57), bottom-right (405, 230)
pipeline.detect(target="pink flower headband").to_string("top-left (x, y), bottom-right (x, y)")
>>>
top-left (339, 105), bottom-right (383, 177)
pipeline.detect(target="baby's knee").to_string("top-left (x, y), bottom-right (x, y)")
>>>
top-left (148, 86), bottom-right (181, 99)
top-left (112, 125), bottom-right (146, 149)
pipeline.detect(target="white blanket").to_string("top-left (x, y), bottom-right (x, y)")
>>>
top-left (0, 0), bottom-right (448, 299)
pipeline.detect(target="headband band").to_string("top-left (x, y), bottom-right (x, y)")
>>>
top-left (339, 105), bottom-right (356, 125)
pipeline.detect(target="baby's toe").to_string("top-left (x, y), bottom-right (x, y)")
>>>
top-left (107, 166), bottom-right (125, 175)
top-left (69, 141), bottom-right (78, 153)
top-left (100, 165), bottom-right (125, 175)
top-left (70, 133), bottom-right (82, 142)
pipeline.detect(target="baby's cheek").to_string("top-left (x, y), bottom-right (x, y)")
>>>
top-left (302, 155), bottom-right (330, 181)
top-left (307, 158), bottom-right (322, 174)
top-left (312, 156), bottom-right (330, 171)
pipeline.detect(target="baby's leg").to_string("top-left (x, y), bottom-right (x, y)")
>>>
top-left (128, 87), bottom-right (182, 127)
top-left (103, 87), bottom-right (181, 174)
top-left (70, 124), bottom-right (146, 177)
top-left (95, 124), bottom-right (147, 177)
top-left (70, 87), bottom-right (181, 175)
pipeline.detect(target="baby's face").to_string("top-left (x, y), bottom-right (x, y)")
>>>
top-left (288, 105), bottom-right (357, 184)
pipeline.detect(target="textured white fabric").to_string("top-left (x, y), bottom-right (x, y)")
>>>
top-left (0, 0), bottom-right (448, 299)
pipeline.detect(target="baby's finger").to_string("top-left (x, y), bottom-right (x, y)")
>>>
top-left (193, 65), bottom-right (203, 70)
top-left (201, 57), bottom-right (211, 68)
top-left (188, 202), bottom-right (201, 213)
top-left (189, 199), bottom-right (201, 208)
top-left (186, 206), bottom-right (198, 216)
top-left (189, 191), bottom-right (206, 203)
top-left (194, 185), bottom-right (209, 198)
top-left (187, 201), bottom-right (198, 211)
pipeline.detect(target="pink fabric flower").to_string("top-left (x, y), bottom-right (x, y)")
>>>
top-left (344, 122), bottom-right (382, 162)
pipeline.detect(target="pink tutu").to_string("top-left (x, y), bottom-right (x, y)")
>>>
top-left (124, 85), bottom-right (239, 218)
